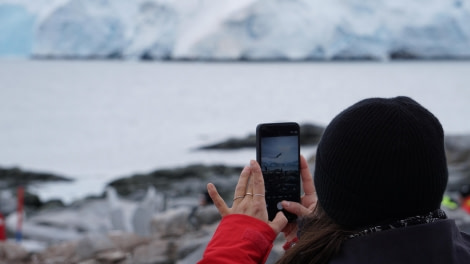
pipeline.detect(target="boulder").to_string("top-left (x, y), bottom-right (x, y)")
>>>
top-left (76, 234), bottom-right (115, 261)
top-left (95, 249), bottom-right (127, 263)
top-left (151, 208), bottom-right (191, 238)
top-left (107, 232), bottom-right (150, 252)
top-left (132, 239), bottom-right (174, 264)
top-left (445, 135), bottom-right (470, 191)
top-left (0, 241), bottom-right (30, 262)
top-left (189, 205), bottom-right (221, 229)
top-left (36, 241), bottom-right (79, 264)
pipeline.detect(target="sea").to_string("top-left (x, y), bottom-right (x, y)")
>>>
top-left (1, 59), bottom-right (469, 204)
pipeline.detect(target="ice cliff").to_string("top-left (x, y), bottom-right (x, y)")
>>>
top-left (0, 0), bottom-right (469, 60)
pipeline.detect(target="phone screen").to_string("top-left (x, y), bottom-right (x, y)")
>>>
top-left (256, 123), bottom-right (300, 222)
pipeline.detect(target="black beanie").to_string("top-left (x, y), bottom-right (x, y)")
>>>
top-left (314, 96), bottom-right (448, 228)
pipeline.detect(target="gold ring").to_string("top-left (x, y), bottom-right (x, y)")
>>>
top-left (245, 193), bottom-right (253, 196)
top-left (233, 195), bottom-right (245, 201)
top-left (254, 194), bottom-right (265, 197)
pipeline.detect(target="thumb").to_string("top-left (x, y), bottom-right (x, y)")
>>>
top-left (269, 211), bottom-right (288, 234)
top-left (207, 183), bottom-right (230, 217)
top-left (281, 201), bottom-right (312, 217)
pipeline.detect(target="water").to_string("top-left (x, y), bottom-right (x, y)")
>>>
top-left (1, 60), bottom-right (469, 203)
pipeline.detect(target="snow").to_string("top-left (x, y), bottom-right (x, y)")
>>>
top-left (0, 0), bottom-right (469, 60)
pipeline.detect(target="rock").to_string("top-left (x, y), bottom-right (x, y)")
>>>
top-left (77, 259), bottom-right (100, 264)
top-left (176, 240), bottom-right (208, 264)
top-left (299, 123), bottom-right (325, 145)
top-left (445, 135), bottom-right (470, 191)
top-left (40, 199), bottom-right (66, 211)
top-left (197, 123), bottom-right (325, 150)
top-left (76, 234), bottom-right (115, 261)
top-left (0, 241), bottom-right (30, 262)
top-left (446, 135), bottom-right (470, 164)
top-left (95, 249), bottom-right (127, 263)
top-left (176, 235), bottom-right (211, 261)
top-left (35, 241), bottom-right (79, 264)
top-left (0, 167), bottom-right (72, 186)
top-left (108, 232), bottom-right (150, 252)
top-left (107, 164), bottom-right (242, 197)
top-left (151, 208), bottom-right (191, 238)
top-left (198, 134), bottom-right (257, 150)
top-left (132, 239), bottom-right (174, 264)
top-left (189, 205), bottom-right (221, 228)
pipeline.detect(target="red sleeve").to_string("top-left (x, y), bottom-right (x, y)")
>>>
top-left (198, 214), bottom-right (277, 264)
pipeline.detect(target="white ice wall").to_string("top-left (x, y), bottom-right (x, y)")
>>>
top-left (0, 0), bottom-right (469, 60)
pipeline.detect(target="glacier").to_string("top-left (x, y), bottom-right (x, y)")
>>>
top-left (0, 0), bottom-right (469, 60)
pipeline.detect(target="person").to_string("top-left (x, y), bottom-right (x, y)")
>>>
top-left (198, 96), bottom-right (470, 264)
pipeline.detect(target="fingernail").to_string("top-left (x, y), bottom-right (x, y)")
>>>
top-left (282, 201), bottom-right (290, 207)
top-left (250, 160), bottom-right (256, 167)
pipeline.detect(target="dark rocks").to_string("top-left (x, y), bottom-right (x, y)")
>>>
top-left (299, 123), bottom-right (325, 145)
top-left (107, 164), bottom-right (243, 197)
top-left (198, 134), bottom-right (257, 150)
top-left (197, 123), bottom-right (325, 150)
top-left (0, 167), bottom-right (73, 213)
top-left (445, 134), bottom-right (470, 191)
top-left (0, 167), bottom-right (72, 188)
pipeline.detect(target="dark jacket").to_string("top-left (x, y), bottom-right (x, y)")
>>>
top-left (331, 219), bottom-right (470, 264)
top-left (199, 215), bottom-right (470, 264)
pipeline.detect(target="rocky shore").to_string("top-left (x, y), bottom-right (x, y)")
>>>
top-left (1, 123), bottom-right (470, 263)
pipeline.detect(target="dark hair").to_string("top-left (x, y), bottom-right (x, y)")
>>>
top-left (276, 204), bottom-right (353, 264)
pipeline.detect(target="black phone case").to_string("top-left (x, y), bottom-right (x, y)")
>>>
top-left (256, 122), bottom-right (301, 222)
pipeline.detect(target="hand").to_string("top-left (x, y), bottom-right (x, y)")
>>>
top-left (281, 155), bottom-right (317, 241)
top-left (207, 160), bottom-right (288, 234)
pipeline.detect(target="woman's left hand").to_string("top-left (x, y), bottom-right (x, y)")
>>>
top-left (280, 155), bottom-right (317, 241)
top-left (207, 160), bottom-right (288, 234)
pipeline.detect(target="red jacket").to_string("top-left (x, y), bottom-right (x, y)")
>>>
top-left (198, 214), bottom-right (276, 264)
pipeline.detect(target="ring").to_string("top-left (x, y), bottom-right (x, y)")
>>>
top-left (245, 193), bottom-right (253, 196)
top-left (254, 194), bottom-right (265, 197)
top-left (233, 195), bottom-right (245, 201)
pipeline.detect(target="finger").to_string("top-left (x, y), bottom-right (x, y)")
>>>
top-left (269, 211), bottom-right (288, 234)
top-left (300, 155), bottom-right (315, 196)
top-left (281, 200), bottom-right (312, 217)
top-left (250, 160), bottom-right (265, 203)
top-left (234, 165), bottom-right (251, 198)
top-left (245, 176), bottom-right (254, 197)
top-left (207, 183), bottom-right (230, 216)
top-left (244, 162), bottom-right (257, 196)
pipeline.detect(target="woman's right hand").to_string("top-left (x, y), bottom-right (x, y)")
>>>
top-left (281, 155), bottom-right (317, 241)
top-left (207, 160), bottom-right (288, 235)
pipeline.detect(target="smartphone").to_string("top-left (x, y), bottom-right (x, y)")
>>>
top-left (256, 122), bottom-right (301, 222)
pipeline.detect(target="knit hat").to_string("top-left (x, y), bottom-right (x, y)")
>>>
top-left (314, 96), bottom-right (448, 228)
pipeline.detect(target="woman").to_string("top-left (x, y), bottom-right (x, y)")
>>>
top-left (198, 96), bottom-right (470, 264)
